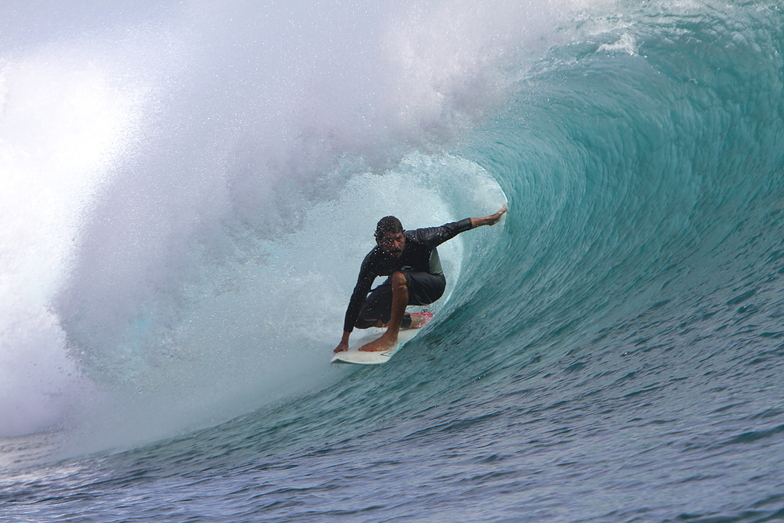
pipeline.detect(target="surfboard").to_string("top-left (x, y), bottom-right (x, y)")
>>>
top-left (330, 312), bottom-right (433, 365)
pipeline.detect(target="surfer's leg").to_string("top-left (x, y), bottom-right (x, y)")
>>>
top-left (355, 277), bottom-right (420, 329)
top-left (360, 271), bottom-right (408, 352)
top-left (392, 271), bottom-right (443, 330)
top-left (357, 271), bottom-right (442, 338)
top-left (386, 271), bottom-right (409, 337)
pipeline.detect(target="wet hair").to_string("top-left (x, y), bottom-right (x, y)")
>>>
top-left (375, 216), bottom-right (403, 240)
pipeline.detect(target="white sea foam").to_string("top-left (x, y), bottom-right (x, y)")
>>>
top-left (0, 49), bottom-right (144, 437)
top-left (1, 0), bottom-right (593, 453)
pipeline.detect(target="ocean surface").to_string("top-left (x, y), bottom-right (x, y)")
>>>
top-left (2, 0), bottom-right (784, 521)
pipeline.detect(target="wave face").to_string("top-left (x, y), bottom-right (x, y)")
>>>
top-left (2, 1), bottom-right (784, 521)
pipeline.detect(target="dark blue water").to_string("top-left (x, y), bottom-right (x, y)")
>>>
top-left (2, 1), bottom-right (784, 521)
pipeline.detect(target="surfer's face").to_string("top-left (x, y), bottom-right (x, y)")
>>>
top-left (378, 231), bottom-right (405, 258)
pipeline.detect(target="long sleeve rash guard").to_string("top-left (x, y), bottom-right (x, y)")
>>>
top-left (342, 218), bottom-right (472, 333)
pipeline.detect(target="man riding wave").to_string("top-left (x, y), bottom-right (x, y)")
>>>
top-left (334, 204), bottom-right (507, 353)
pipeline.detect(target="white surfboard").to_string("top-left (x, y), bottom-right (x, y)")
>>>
top-left (330, 312), bottom-right (433, 365)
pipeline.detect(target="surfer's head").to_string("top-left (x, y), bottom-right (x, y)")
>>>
top-left (375, 216), bottom-right (405, 258)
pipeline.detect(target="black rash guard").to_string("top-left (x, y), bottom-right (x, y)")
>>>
top-left (343, 218), bottom-right (473, 333)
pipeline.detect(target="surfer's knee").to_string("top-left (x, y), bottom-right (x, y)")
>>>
top-left (391, 271), bottom-right (408, 289)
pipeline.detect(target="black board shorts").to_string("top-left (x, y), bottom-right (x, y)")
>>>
top-left (355, 271), bottom-right (445, 329)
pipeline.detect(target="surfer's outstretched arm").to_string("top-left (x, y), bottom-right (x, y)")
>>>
top-left (470, 204), bottom-right (507, 228)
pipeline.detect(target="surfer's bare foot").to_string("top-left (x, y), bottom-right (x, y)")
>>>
top-left (359, 335), bottom-right (398, 352)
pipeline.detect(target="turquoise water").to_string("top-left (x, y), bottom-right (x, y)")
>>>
top-left (2, 1), bottom-right (784, 521)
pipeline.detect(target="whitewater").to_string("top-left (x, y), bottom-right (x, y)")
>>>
top-left (2, 0), bottom-right (783, 521)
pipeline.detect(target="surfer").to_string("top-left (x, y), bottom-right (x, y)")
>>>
top-left (334, 204), bottom-right (508, 353)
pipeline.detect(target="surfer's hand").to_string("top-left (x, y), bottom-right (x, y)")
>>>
top-left (334, 332), bottom-right (351, 353)
top-left (472, 204), bottom-right (507, 228)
